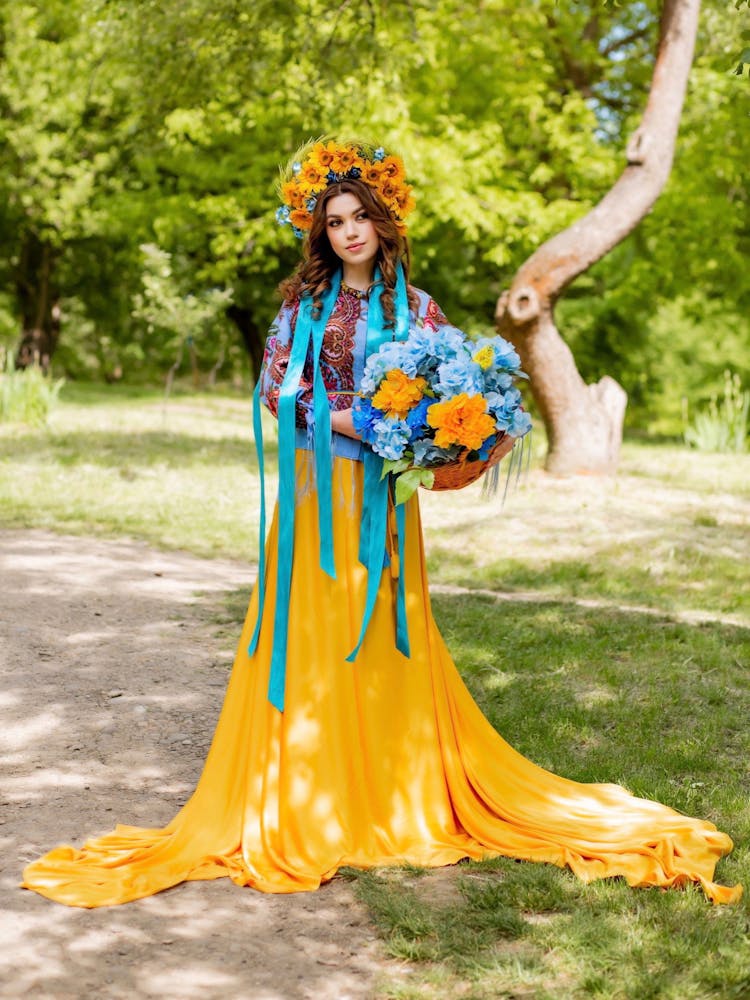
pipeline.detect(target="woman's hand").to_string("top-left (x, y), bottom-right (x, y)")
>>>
top-left (330, 407), bottom-right (361, 440)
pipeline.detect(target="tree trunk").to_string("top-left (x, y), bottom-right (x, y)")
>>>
top-left (227, 303), bottom-right (265, 382)
top-left (15, 231), bottom-right (61, 370)
top-left (495, 0), bottom-right (700, 474)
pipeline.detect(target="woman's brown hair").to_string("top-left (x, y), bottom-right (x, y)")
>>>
top-left (278, 179), bottom-right (419, 325)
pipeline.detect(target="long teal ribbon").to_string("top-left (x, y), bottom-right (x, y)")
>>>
top-left (250, 263), bottom-right (411, 710)
top-left (347, 262), bottom-right (411, 662)
top-left (247, 378), bottom-right (267, 657)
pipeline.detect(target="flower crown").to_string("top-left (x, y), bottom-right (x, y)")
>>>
top-left (276, 138), bottom-right (416, 239)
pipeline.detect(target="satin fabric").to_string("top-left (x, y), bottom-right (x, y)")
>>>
top-left (21, 453), bottom-right (741, 907)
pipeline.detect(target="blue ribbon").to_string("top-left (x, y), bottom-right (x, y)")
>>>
top-left (347, 263), bottom-right (411, 663)
top-left (250, 264), bottom-right (411, 711)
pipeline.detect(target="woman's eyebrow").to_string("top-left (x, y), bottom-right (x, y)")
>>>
top-left (326, 207), bottom-right (365, 220)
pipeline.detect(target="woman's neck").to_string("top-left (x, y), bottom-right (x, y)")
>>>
top-left (342, 262), bottom-right (375, 292)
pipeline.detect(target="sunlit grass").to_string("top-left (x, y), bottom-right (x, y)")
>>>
top-left (2, 386), bottom-right (748, 631)
top-left (0, 382), bottom-right (276, 560)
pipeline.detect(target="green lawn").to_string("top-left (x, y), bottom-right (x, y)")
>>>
top-left (3, 384), bottom-right (749, 998)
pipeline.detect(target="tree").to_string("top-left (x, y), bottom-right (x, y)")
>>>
top-left (495, 0), bottom-right (701, 474)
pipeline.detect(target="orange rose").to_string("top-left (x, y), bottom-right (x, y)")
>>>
top-left (427, 393), bottom-right (496, 451)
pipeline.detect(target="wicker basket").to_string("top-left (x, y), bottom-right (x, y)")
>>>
top-left (425, 433), bottom-right (509, 492)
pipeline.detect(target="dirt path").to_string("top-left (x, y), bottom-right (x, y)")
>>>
top-left (0, 530), bottom-right (407, 1000)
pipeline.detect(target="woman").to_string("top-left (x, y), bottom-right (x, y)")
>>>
top-left (21, 140), bottom-right (741, 907)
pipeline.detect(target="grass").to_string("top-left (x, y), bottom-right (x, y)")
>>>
top-left (3, 383), bottom-right (750, 998)
top-left (0, 381), bottom-right (271, 559)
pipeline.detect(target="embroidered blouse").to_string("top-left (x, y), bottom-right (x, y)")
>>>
top-left (259, 282), bottom-right (450, 461)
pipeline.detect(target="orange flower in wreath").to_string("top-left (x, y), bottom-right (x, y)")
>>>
top-left (380, 154), bottom-right (406, 184)
top-left (372, 369), bottom-right (428, 419)
top-left (427, 394), bottom-right (496, 451)
top-left (289, 208), bottom-right (313, 230)
top-left (281, 180), bottom-right (305, 210)
top-left (330, 147), bottom-right (361, 174)
top-left (308, 141), bottom-right (338, 173)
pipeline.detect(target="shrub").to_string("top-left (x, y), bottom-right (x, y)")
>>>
top-left (0, 349), bottom-right (65, 426)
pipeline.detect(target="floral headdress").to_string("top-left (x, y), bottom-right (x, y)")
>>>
top-left (276, 137), bottom-right (416, 239)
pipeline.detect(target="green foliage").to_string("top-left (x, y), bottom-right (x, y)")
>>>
top-left (0, 0), bottom-right (747, 424)
top-left (685, 370), bottom-right (749, 453)
top-left (0, 350), bottom-right (64, 426)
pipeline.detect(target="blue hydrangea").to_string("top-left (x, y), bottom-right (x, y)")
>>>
top-left (361, 343), bottom-right (417, 392)
top-left (371, 418), bottom-right (412, 461)
top-left (484, 369), bottom-right (514, 393)
top-left (373, 147), bottom-right (386, 162)
top-left (428, 325), bottom-right (466, 362)
top-left (275, 205), bottom-right (290, 224)
top-left (435, 357), bottom-right (484, 397)
top-left (508, 408), bottom-right (532, 437)
top-left (474, 335), bottom-right (521, 373)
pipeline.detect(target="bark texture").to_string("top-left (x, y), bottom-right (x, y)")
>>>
top-left (496, 0), bottom-right (700, 474)
top-left (227, 303), bottom-right (265, 382)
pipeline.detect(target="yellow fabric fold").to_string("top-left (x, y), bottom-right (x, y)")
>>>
top-left (21, 453), bottom-right (742, 907)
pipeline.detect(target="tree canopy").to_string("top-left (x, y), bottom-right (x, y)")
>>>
top-left (0, 0), bottom-right (747, 432)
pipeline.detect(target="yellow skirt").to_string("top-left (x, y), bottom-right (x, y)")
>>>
top-left (21, 454), bottom-right (741, 907)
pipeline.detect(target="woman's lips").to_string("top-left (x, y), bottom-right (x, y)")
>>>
top-left (346, 242), bottom-right (364, 251)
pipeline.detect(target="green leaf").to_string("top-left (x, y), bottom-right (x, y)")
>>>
top-left (381, 456), bottom-right (411, 480)
top-left (394, 467), bottom-right (434, 505)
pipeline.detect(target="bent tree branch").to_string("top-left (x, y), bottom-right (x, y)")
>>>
top-left (496, 0), bottom-right (700, 474)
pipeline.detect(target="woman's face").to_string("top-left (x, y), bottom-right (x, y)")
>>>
top-left (324, 192), bottom-right (379, 273)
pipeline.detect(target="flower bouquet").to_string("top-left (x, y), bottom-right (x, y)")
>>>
top-left (352, 324), bottom-right (532, 504)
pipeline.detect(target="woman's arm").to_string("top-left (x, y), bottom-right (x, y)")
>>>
top-left (330, 407), bottom-right (361, 440)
